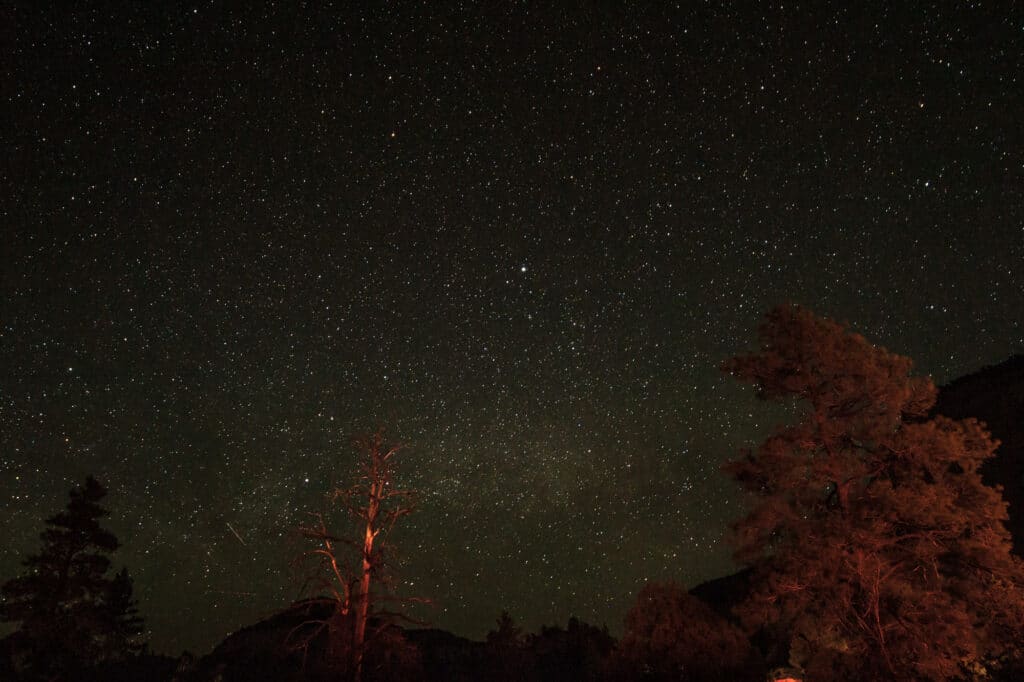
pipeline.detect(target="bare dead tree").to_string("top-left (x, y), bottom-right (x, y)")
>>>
top-left (289, 428), bottom-right (420, 682)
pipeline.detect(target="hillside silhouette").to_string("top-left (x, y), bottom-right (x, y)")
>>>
top-left (934, 355), bottom-right (1024, 554)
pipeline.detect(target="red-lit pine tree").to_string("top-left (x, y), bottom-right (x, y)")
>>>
top-left (723, 305), bottom-right (1024, 681)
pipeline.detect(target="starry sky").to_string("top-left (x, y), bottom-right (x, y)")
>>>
top-left (2, 2), bottom-right (1022, 656)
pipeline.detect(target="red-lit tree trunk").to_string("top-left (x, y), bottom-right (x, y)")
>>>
top-left (352, 443), bottom-right (386, 682)
top-left (294, 429), bottom-right (415, 682)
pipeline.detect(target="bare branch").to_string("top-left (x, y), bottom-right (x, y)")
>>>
top-left (288, 428), bottom-right (426, 682)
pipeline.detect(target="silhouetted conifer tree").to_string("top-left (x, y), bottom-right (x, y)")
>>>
top-left (723, 305), bottom-right (1024, 681)
top-left (529, 617), bottom-right (614, 682)
top-left (487, 610), bottom-right (524, 648)
top-left (1, 476), bottom-right (144, 679)
top-left (485, 611), bottom-right (528, 682)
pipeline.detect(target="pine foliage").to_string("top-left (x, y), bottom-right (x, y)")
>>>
top-left (1, 476), bottom-right (144, 677)
top-left (723, 305), bottom-right (1024, 680)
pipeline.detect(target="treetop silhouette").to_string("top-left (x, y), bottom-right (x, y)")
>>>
top-left (1, 476), bottom-right (144, 679)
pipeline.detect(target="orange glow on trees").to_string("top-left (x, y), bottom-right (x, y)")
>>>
top-left (614, 582), bottom-right (760, 681)
top-left (292, 429), bottom-right (418, 682)
top-left (723, 305), bottom-right (1024, 681)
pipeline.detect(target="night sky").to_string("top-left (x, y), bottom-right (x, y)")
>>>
top-left (2, 3), bottom-right (1022, 656)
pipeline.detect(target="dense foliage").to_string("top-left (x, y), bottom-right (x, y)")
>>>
top-left (723, 305), bottom-right (1024, 680)
top-left (1, 477), bottom-right (144, 679)
top-left (613, 582), bottom-right (759, 681)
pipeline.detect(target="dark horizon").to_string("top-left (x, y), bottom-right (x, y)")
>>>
top-left (3, 3), bottom-right (1022, 656)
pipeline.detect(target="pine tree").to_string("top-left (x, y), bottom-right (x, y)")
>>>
top-left (1, 476), bottom-right (144, 677)
top-left (723, 305), bottom-right (1024, 681)
top-left (487, 610), bottom-right (524, 648)
top-left (98, 567), bottom-right (145, 659)
top-left (484, 611), bottom-right (529, 682)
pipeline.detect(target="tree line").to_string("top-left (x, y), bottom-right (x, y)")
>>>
top-left (3, 304), bottom-right (1024, 681)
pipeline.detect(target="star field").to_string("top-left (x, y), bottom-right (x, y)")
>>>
top-left (2, 3), bottom-right (1022, 655)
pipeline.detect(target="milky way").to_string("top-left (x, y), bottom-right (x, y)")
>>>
top-left (2, 4), bottom-right (1021, 654)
